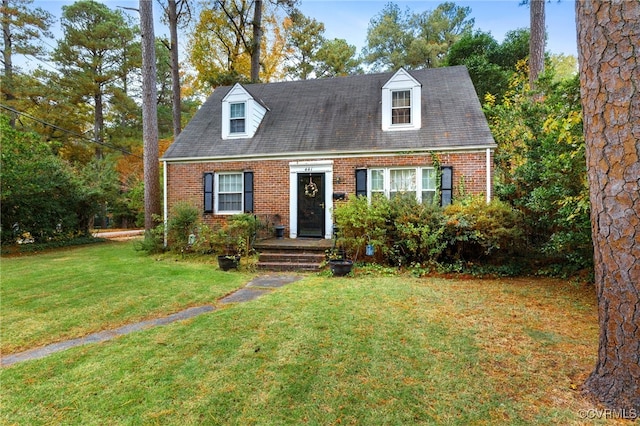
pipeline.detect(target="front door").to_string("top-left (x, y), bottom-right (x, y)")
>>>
top-left (297, 173), bottom-right (325, 238)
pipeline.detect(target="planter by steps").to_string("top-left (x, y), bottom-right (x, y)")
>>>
top-left (329, 259), bottom-right (353, 276)
top-left (218, 255), bottom-right (240, 271)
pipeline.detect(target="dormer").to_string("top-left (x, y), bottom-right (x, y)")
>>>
top-left (221, 83), bottom-right (268, 139)
top-left (381, 68), bottom-right (422, 131)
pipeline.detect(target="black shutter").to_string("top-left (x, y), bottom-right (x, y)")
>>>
top-left (355, 169), bottom-right (367, 197)
top-left (204, 172), bottom-right (214, 213)
top-left (440, 166), bottom-right (453, 207)
top-left (243, 171), bottom-right (254, 213)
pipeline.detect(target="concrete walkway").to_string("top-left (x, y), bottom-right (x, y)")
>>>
top-left (1, 274), bottom-right (303, 368)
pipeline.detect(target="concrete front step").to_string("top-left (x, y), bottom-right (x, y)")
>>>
top-left (258, 252), bottom-right (325, 264)
top-left (255, 238), bottom-right (333, 271)
top-left (257, 262), bottom-right (323, 272)
top-left (257, 253), bottom-right (326, 271)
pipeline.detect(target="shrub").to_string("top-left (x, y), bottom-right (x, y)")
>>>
top-left (333, 195), bottom-right (390, 262)
top-left (442, 197), bottom-right (525, 262)
top-left (387, 195), bottom-right (447, 267)
top-left (333, 194), bottom-right (526, 272)
top-left (166, 202), bottom-right (200, 249)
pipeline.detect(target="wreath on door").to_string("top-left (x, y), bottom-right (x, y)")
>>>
top-left (304, 177), bottom-right (318, 198)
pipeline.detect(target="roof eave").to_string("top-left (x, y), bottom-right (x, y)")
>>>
top-left (161, 144), bottom-right (497, 163)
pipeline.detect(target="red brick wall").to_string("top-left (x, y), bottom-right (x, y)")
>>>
top-left (165, 150), bottom-right (493, 229)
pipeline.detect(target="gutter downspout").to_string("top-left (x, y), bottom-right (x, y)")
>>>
top-left (163, 160), bottom-right (168, 247)
top-left (486, 148), bottom-right (492, 203)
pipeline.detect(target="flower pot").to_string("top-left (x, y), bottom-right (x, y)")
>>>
top-left (329, 259), bottom-right (353, 277)
top-left (218, 255), bottom-right (240, 271)
top-left (274, 225), bottom-right (285, 239)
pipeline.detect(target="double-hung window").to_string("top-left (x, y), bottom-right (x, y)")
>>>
top-left (390, 169), bottom-right (416, 198)
top-left (366, 167), bottom-right (438, 204)
top-left (421, 168), bottom-right (437, 204)
top-left (229, 102), bottom-right (246, 134)
top-left (391, 90), bottom-right (411, 125)
top-left (216, 172), bottom-right (243, 213)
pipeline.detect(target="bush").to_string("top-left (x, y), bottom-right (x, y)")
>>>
top-left (333, 195), bottom-right (526, 272)
top-left (333, 195), bottom-right (389, 262)
top-left (443, 197), bottom-right (525, 262)
top-left (387, 195), bottom-right (447, 267)
top-left (166, 202), bottom-right (200, 249)
top-left (0, 115), bottom-right (98, 244)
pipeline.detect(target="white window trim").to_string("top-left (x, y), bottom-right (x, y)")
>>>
top-left (390, 89), bottom-right (413, 127)
top-left (229, 102), bottom-right (247, 136)
top-left (381, 68), bottom-right (422, 131)
top-left (214, 172), bottom-right (244, 215)
top-left (368, 167), bottom-right (436, 203)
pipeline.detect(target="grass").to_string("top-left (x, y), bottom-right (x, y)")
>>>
top-left (1, 241), bottom-right (253, 353)
top-left (0, 243), bottom-right (611, 424)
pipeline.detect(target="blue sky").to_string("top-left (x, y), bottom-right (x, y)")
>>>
top-left (26, 0), bottom-right (577, 71)
top-left (297, 1), bottom-right (577, 57)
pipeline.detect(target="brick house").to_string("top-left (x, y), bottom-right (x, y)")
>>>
top-left (162, 66), bottom-right (496, 239)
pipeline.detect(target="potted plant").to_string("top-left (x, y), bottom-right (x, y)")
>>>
top-left (212, 214), bottom-right (258, 271)
top-left (326, 246), bottom-right (353, 277)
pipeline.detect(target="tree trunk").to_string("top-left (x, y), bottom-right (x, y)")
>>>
top-left (2, 0), bottom-right (16, 127)
top-left (250, 0), bottom-right (262, 83)
top-left (94, 91), bottom-right (104, 159)
top-left (576, 0), bottom-right (640, 416)
top-left (168, 0), bottom-right (181, 137)
top-left (140, 0), bottom-right (160, 232)
top-left (529, 0), bottom-right (545, 90)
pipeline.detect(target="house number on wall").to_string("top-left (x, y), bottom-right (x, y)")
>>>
top-left (304, 167), bottom-right (314, 172)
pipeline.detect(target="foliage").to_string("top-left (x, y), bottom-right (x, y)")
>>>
top-left (445, 28), bottom-right (530, 102)
top-left (209, 213), bottom-right (260, 257)
top-left (0, 0), bottom-right (54, 126)
top-left (442, 197), bottom-right (525, 262)
top-left (333, 194), bottom-right (524, 273)
top-left (362, 1), bottom-right (473, 71)
top-left (485, 65), bottom-right (592, 275)
top-left (166, 202), bottom-right (200, 249)
top-left (0, 115), bottom-right (98, 244)
top-left (188, 0), bottom-right (288, 88)
top-left (284, 9), bottom-right (361, 79)
top-left (163, 206), bottom-right (260, 257)
top-left (51, 0), bottom-right (139, 157)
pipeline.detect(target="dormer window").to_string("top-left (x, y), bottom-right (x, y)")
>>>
top-left (221, 83), bottom-right (268, 139)
top-left (230, 102), bottom-right (246, 134)
top-left (391, 90), bottom-right (411, 125)
top-left (381, 68), bottom-right (421, 131)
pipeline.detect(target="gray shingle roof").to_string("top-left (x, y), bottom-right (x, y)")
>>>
top-left (162, 66), bottom-right (495, 160)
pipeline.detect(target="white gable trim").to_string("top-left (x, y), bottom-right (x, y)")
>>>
top-left (381, 68), bottom-right (422, 131)
top-left (221, 83), bottom-right (267, 140)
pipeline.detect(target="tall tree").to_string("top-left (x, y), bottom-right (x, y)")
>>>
top-left (189, 0), bottom-right (287, 88)
top-left (284, 9), bottom-right (325, 80)
top-left (362, 2), bottom-right (412, 72)
top-left (576, 0), bottom-right (640, 414)
top-left (52, 0), bottom-right (136, 158)
top-left (140, 0), bottom-right (160, 232)
top-left (314, 38), bottom-right (361, 78)
top-left (283, 9), bottom-right (360, 80)
top-left (250, 0), bottom-right (262, 83)
top-left (408, 1), bottom-right (473, 68)
top-left (528, 0), bottom-right (545, 90)
top-left (363, 1), bottom-right (473, 71)
top-left (0, 0), bottom-right (53, 126)
top-left (159, 0), bottom-right (191, 137)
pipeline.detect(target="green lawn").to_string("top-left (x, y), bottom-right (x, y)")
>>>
top-left (1, 241), bottom-right (252, 354)
top-left (1, 242), bottom-right (604, 424)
